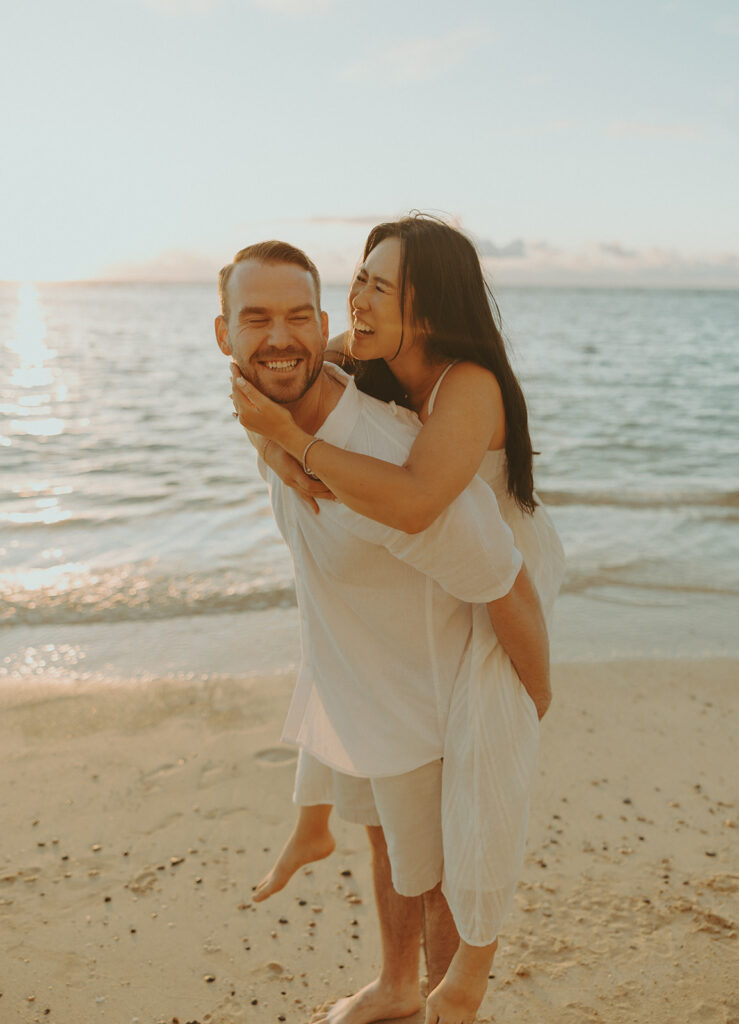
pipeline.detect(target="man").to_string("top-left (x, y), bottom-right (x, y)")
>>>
top-left (216, 241), bottom-right (549, 1024)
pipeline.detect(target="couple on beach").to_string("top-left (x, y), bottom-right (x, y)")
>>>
top-left (215, 214), bottom-right (566, 1024)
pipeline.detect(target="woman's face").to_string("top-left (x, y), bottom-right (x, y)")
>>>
top-left (348, 237), bottom-right (415, 362)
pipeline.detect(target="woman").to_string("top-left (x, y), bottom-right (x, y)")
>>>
top-left (231, 214), bottom-right (565, 997)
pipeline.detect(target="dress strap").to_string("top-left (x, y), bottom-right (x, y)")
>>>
top-left (427, 362), bottom-right (458, 415)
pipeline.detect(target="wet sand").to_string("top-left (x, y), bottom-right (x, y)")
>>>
top-left (1, 659), bottom-right (737, 1024)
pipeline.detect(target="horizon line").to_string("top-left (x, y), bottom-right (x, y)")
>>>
top-left (3, 278), bottom-right (738, 293)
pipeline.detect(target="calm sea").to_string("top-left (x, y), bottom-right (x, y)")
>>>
top-left (1, 282), bottom-right (737, 672)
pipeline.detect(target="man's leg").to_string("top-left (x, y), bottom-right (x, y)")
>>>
top-left (311, 825), bottom-right (422, 1024)
top-left (422, 883), bottom-right (459, 990)
top-left (422, 885), bottom-right (498, 1024)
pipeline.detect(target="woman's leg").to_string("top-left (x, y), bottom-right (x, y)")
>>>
top-left (424, 937), bottom-right (498, 1024)
top-left (253, 802), bottom-right (336, 902)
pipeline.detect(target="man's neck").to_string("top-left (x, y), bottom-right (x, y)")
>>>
top-left (287, 366), bottom-right (342, 436)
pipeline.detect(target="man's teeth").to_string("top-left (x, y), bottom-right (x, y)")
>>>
top-left (265, 359), bottom-right (299, 370)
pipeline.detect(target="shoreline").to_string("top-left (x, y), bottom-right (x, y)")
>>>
top-left (2, 591), bottom-right (739, 703)
top-left (1, 657), bottom-right (737, 1024)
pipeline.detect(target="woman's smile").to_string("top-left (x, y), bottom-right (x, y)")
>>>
top-left (352, 316), bottom-right (374, 339)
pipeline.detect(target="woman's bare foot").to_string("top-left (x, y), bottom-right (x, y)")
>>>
top-left (311, 977), bottom-right (421, 1024)
top-left (424, 939), bottom-right (497, 1024)
top-left (253, 807), bottom-right (335, 902)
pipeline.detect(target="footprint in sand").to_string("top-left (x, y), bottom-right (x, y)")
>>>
top-left (139, 811), bottom-right (184, 836)
top-left (199, 760), bottom-right (236, 785)
top-left (254, 747), bottom-right (298, 765)
top-left (140, 762), bottom-right (184, 792)
top-left (127, 869), bottom-right (159, 894)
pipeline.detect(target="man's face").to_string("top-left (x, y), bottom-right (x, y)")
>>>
top-left (216, 260), bottom-right (328, 404)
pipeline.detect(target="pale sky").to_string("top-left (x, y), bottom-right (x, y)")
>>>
top-left (2, 0), bottom-right (738, 285)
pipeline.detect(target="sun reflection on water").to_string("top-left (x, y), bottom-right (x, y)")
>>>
top-left (6, 283), bottom-right (56, 390)
top-left (4, 563), bottom-right (90, 593)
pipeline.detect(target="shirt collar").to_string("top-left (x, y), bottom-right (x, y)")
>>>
top-left (315, 362), bottom-right (363, 448)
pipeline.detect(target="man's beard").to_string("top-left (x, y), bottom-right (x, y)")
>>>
top-left (242, 349), bottom-right (323, 405)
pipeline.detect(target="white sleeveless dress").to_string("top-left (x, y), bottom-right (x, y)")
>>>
top-left (295, 365), bottom-right (566, 945)
top-left (430, 365), bottom-right (565, 942)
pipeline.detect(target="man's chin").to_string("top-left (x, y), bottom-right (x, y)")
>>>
top-left (249, 363), bottom-right (322, 405)
top-left (248, 372), bottom-right (309, 405)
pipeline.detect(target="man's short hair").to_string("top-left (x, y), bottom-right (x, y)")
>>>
top-left (218, 241), bottom-right (322, 320)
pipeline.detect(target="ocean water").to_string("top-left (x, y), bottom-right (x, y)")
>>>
top-left (1, 281), bottom-right (737, 679)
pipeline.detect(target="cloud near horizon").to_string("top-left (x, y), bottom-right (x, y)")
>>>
top-left (608, 121), bottom-right (707, 141)
top-left (479, 241), bottom-right (739, 288)
top-left (96, 241), bottom-right (739, 290)
top-left (251, 0), bottom-right (332, 12)
top-left (305, 215), bottom-right (391, 225)
top-left (137, 0), bottom-right (331, 12)
top-left (342, 27), bottom-right (486, 84)
top-left (103, 249), bottom-right (222, 282)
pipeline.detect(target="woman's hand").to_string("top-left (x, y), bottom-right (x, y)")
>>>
top-left (263, 442), bottom-right (335, 514)
top-left (229, 367), bottom-right (335, 513)
top-left (527, 682), bottom-right (552, 721)
top-left (230, 362), bottom-right (296, 445)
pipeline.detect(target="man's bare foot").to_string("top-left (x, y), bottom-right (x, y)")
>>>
top-left (253, 826), bottom-right (335, 902)
top-left (311, 978), bottom-right (421, 1024)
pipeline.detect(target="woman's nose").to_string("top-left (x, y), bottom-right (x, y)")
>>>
top-left (351, 283), bottom-right (368, 310)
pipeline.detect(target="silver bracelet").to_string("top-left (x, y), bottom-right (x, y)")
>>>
top-left (302, 438), bottom-right (323, 480)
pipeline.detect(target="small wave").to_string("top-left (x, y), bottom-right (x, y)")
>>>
top-left (0, 513), bottom-right (134, 530)
top-left (562, 571), bottom-right (739, 598)
top-left (5, 569), bottom-right (735, 627)
top-left (540, 488), bottom-right (739, 510)
top-left (1, 582), bottom-right (297, 627)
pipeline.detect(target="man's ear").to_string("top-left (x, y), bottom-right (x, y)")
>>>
top-left (320, 310), bottom-right (329, 347)
top-left (215, 315), bottom-right (232, 355)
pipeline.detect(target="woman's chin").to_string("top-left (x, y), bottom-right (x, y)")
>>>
top-left (349, 332), bottom-right (379, 361)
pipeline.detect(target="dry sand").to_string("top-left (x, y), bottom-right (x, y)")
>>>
top-left (1, 659), bottom-right (737, 1024)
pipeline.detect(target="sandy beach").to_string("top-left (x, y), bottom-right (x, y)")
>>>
top-left (1, 657), bottom-right (737, 1024)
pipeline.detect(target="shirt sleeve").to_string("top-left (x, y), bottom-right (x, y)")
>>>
top-left (317, 476), bottom-right (522, 603)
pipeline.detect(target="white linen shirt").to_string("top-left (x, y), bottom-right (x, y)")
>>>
top-left (263, 364), bottom-right (523, 777)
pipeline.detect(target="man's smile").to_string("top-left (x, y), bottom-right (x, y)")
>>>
top-left (261, 358), bottom-right (300, 372)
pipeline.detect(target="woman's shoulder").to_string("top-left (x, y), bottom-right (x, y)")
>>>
top-left (435, 361), bottom-right (503, 406)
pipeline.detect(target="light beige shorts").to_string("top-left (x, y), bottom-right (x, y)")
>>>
top-left (294, 750), bottom-right (443, 898)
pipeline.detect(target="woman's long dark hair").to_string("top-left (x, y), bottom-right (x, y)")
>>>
top-left (347, 213), bottom-right (537, 513)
